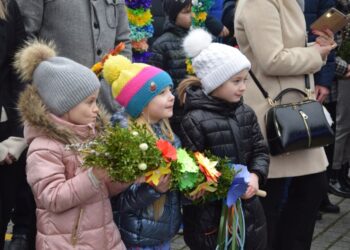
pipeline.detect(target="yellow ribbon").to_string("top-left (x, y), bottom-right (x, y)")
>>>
top-left (189, 182), bottom-right (217, 196)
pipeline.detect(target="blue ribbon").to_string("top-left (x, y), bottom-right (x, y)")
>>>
top-left (226, 164), bottom-right (250, 207)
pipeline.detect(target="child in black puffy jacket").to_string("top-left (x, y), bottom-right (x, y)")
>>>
top-left (176, 28), bottom-right (269, 250)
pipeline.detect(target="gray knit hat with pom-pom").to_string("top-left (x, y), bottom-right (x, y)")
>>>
top-left (14, 40), bottom-right (100, 116)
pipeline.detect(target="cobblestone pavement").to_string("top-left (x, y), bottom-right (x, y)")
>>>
top-left (170, 195), bottom-right (350, 250)
top-left (311, 195), bottom-right (350, 250)
top-left (5, 195), bottom-right (349, 249)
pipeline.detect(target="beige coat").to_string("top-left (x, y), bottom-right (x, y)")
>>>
top-left (235, 0), bottom-right (328, 178)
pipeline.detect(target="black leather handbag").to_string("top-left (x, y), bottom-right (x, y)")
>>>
top-left (249, 71), bottom-right (334, 156)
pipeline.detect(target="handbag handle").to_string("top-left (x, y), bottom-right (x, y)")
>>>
top-left (249, 71), bottom-right (311, 105)
top-left (273, 88), bottom-right (308, 102)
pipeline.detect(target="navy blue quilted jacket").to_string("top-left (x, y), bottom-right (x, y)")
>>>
top-left (111, 123), bottom-right (182, 247)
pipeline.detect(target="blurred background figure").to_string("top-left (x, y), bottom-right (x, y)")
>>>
top-left (15, 0), bottom-right (132, 115)
top-left (0, 0), bottom-right (28, 249)
top-left (328, 0), bottom-right (350, 198)
top-left (235, 0), bottom-right (335, 249)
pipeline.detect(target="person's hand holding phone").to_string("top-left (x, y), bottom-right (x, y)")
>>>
top-left (313, 29), bottom-right (337, 48)
top-left (313, 43), bottom-right (333, 60)
top-left (312, 28), bottom-right (336, 60)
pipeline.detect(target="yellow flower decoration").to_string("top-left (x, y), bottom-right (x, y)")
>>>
top-left (91, 62), bottom-right (103, 76)
top-left (195, 12), bottom-right (207, 23)
top-left (127, 9), bottom-right (152, 26)
top-left (145, 165), bottom-right (171, 186)
top-left (186, 58), bottom-right (195, 75)
top-left (195, 152), bottom-right (221, 183)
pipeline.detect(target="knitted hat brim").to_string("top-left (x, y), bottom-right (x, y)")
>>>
top-left (201, 59), bottom-right (251, 94)
top-left (125, 71), bottom-right (173, 118)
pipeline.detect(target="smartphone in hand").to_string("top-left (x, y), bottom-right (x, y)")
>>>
top-left (311, 8), bottom-right (349, 33)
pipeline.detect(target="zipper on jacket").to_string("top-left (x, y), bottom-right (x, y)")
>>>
top-left (71, 208), bottom-right (84, 247)
top-left (299, 111), bottom-right (311, 147)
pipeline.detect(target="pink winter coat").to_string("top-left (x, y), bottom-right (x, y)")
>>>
top-left (19, 85), bottom-right (127, 250)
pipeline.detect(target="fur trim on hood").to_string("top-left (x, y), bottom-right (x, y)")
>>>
top-left (18, 84), bottom-right (110, 145)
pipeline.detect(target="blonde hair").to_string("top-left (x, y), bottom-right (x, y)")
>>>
top-left (177, 76), bottom-right (202, 106)
top-left (132, 116), bottom-right (174, 142)
top-left (129, 116), bottom-right (175, 220)
top-left (0, 0), bottom-right (7, 20)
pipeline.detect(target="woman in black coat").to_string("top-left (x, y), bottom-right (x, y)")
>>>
top-left (0, 0), bottom-right (27, 248)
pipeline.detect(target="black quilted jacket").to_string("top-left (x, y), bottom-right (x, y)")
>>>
top-left (148, 21), bottom-right (189, 88)
top-left (178, 86), bottom-right (269, 250)
top-left (0, 0), bottom-right (26, 141)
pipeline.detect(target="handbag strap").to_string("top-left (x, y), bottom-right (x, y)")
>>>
top-left (249, 70), bottom-right (311, 103)
top-left (304, 74), bottom-right (310, 89)
top-left (248, 70), bottom-right (270, 99)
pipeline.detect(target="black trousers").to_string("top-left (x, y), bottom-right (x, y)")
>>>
top-left (261, 171), bottom-right (327, 250)
top-left (11, 162), bottom-right (36, 250)
top-left (0, 155), bottom-right (24, 250)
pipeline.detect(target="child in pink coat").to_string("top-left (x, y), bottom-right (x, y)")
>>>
top-left (15, 40), bottom-right (129, 249)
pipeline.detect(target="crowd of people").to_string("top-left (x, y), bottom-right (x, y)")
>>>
top-left (0, 0), bottom-right (349, 250)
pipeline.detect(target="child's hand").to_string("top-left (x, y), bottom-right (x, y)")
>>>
top-left (219, 26), bottom-right (230, 37)
top-left (0, 153), bottom-right (15, 166)
top-left (92, 168), bottom-right (109, 182)
top-left (241, 173), bottom-right (259, 200)
top-left (188, 189), bottom-right (206, 201)
top-left (134, 176), bottom-right (146, 184)
top-left (153, 174), bottom-right (171, 193)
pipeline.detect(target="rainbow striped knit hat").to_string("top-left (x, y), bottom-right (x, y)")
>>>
top-left (103, 55), bottom-right (173, 118)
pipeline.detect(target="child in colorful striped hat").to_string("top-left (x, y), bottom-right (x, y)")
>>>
top-left (103, 54), bottom-right (182, 250)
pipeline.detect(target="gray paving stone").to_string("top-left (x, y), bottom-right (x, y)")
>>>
top-left (330, 195), bottom-right (343, 204)
top-left (341, 235), bottom-right (350, 242)
top-left (311, 243), bottom-right (327, 250)
top-left (170, 234), bottom-right (188, 250)
top-left (327, 246), bottom-right (350, 250)
top-left (331, 240), bottom-right (350, 248)
top-left (3, 195), bottom-right (349, 250)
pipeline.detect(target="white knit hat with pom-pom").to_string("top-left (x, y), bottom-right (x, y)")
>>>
top-left (183, 29), bottom-right (251, 94)
top-left (14, 40), bottom-right (100, 116)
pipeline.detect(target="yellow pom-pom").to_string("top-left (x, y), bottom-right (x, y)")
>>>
top-left (103, 55), bottom-right (132, 85)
